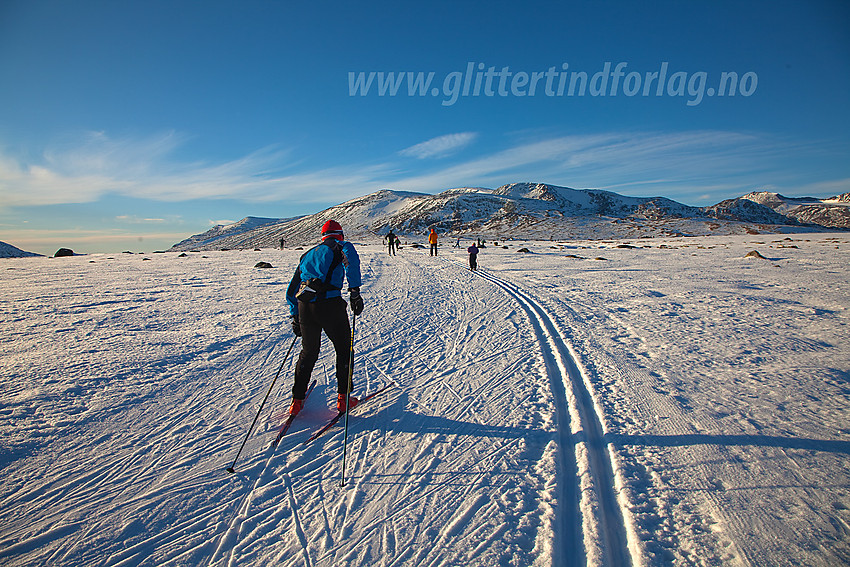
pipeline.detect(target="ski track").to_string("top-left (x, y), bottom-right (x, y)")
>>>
top-left (283, 472), bottom-right (313, 567)
top-left (471, 262), bottom-right (632, 566)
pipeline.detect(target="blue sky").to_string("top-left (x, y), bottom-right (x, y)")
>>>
top-left (1, 0), bottom-right (848, 254)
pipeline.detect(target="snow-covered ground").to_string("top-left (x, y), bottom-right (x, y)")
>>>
top-left (1, 233), bottom-right (848, 566)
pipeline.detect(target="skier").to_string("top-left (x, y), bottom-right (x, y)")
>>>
top-left (429, 228), bottom-right (438, 256)
top-left (467, 243), bottom-right (479, 271)
top-left (385, 230), bottom-right (397, 256)
top-left (286, 220), bottom-right (364, 415)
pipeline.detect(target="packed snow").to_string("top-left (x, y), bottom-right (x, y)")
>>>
top-left (1, 233), bottom-right (849, 566)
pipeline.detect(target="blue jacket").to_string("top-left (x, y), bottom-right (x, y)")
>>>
top-left (286, 239), bottom-right (362, 318)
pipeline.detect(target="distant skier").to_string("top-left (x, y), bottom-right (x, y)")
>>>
top-left (429, 228), bottom-right (438, 256)
top-left (286, 220), bottom-right (364, 415)
top-left (385, 230), bottom-right (398, 256)
top-left (467, 243), bottom-right (479, 271)
top-left (279, 237), bottom-right (285, 250)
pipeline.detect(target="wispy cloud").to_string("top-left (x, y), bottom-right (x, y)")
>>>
top-left (399, 132), bottom-right (478, 159)
top-left (0, 129), bottom-right (835, 213)
top-left (0, 131), bottom-right (310, 207)
top-left (116, 215), bottom-right (168, 224)
top-left (385, 131), bottom-right (788, 200)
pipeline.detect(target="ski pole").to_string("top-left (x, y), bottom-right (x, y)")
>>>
top-left (340, 313), bottom-right (356, 487)
top-left (226, 336), bottom-right (298, 474)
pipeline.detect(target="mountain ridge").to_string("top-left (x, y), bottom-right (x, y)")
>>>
top-left (0, 240), bottom-right (41, 258)
top-left (741, 191), bottom-right (850, 228)
top-left (169, 183), bottom-right (845, 251)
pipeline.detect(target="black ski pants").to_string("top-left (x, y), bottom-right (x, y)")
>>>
top-left (293, 297), bottom-right (352, 399)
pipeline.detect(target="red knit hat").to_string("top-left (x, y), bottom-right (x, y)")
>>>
top-left (321, 219), bottom-right (344, 241)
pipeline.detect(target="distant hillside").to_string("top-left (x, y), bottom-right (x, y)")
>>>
top-left (702, 198), bottom-right (791, 224)
top-left (169, 183), bottom-right (838, 251)
top-left (0, 241), bottom-right (41, 258)
top-left (170, 217), bottom-right (296, 250)
top-left (742, 191), bottom-right (850, 229)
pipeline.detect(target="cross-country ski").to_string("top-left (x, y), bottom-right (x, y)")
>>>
top-left (271, 379), bottom-right (317, 449)
top-left (303, 382), bottom-right (396, 446)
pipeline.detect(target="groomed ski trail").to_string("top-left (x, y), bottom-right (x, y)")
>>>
top-left (470, 262), bottom-right (635, 566)
top-left (205, 250), bottom-right (573, 566)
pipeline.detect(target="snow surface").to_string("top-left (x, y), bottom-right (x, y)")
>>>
top-left (1, 234), bottom-right (849, 566)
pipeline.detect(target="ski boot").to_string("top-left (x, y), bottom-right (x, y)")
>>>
top-left (289, 398), bottom-right (305, 416)
top-left (337, 394), bottom-right (359, 413)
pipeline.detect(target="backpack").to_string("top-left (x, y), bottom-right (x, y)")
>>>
top-left (295, 239), bottom-right (344, 302)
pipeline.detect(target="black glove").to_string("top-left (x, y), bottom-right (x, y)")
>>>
top-left (291, 317), bottom-right (302, 337)
top-left (349, 287), bottom-right (364, 316)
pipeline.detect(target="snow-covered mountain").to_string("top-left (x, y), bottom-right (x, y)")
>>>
top-left (702, 197), bottom-right (792, 224)
top-left (0, 241), bottom-right (40, 258)
top-left (742, 191), bottom-right (850, 228)
top-left (170, 216), bottom-right (291, 251)
top-left (169, 183), bottom-right (832, 251)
